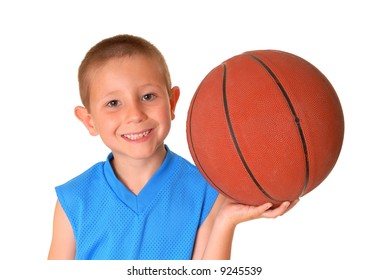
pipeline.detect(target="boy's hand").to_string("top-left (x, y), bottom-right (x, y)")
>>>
top-left (217, 196), bottom-right (299, 226)
top-left (196, 195), bottom-right (299, 259)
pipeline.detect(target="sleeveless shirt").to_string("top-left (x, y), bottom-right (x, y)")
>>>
top-left (56, 146), bottom-right (218, 259)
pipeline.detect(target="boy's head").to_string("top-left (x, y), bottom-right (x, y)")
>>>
top-left (78, 34), bottom-right (172, 110)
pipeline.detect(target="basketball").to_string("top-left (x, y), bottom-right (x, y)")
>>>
top-left (186, 50), bottom-right (344, 206)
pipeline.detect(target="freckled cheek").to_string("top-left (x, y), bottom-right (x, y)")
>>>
top-left (94, 116), bottom-right (121, 135)
top-left (159, 113), bottom-right (173, 136)
top-left (158, 109), bottom-right (173, 122)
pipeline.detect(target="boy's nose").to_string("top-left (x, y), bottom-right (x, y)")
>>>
top-left (125, 102), bottom-right (147, 123)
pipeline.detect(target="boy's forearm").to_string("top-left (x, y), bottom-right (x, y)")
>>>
top-left (201, 219), bottom-right (236, 260)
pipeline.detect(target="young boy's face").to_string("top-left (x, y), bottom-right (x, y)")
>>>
top-left (77, 55), bottom-right (179, 161)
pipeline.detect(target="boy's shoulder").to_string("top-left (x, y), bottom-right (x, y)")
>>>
top-left (166, 148), bottom-right (215, 192)
top-left (166, 148), bottom-right (204, 178)
top-left (56, 158), bottom-right (107, 192)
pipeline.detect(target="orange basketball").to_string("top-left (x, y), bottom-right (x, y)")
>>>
top-left (186, 50), bottom-right (344, 206)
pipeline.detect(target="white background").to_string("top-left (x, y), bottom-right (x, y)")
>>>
top-left (1, 0), bottom-right (388, 279)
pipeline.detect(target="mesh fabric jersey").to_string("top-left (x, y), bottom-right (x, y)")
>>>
top-left (56, 146), bottom-right (218, 260)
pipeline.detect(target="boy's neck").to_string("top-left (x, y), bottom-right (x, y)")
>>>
top-left (110, 145), bottom-right (167, 195)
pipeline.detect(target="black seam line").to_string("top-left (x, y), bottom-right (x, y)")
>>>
top-left (222, 63), bottom-right (281, 202)
top-left (188, 77), bottom-right (232, 199)
top-left (244, 53), bottom-right (309, 197)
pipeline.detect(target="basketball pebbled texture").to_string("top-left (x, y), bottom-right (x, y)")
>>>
top-left (186, 50), bottom-right (344, 206)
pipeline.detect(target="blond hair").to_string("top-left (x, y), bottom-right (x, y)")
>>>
top-left (78, 34), bottom-right (172, 109)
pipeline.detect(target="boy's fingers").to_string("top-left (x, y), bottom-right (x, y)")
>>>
top-left (261, 201), bottom-right (291, 218)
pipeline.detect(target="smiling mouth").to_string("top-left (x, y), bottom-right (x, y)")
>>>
top-left (122, 129), bottom-right (152, 141)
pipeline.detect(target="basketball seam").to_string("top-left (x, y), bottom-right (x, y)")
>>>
top-left (244, 53), bottom-right (309, 197)
top-left (222, 63), bottom-right (282, 202)
top-left (187, 74), bottom-right (233, 199)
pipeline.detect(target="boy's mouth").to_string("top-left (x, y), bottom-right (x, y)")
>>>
top-left (122, 129), bottom-right (152, 141)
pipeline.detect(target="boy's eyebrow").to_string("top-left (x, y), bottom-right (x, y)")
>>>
top-left (137, 83), bottom-right (167, 92)
top-left (98, 83), bottom-right (166, 97)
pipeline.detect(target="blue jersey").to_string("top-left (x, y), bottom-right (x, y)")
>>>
top-left (55, 146), bottom-right (218, 260)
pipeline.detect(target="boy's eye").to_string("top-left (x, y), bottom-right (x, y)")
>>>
top-left (107, 100), bottom-right (120, 107)
top-left (142, 93), bottom-right (156, 101)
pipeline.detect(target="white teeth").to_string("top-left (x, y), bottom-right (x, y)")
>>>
top-left (123, 130), bottom-right (151, 140)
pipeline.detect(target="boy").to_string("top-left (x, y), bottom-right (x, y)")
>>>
top-left (48, 34), bottom-right (297, 260)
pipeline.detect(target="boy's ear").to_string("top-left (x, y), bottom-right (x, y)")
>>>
top-left (74, 106), bottom-right (99, 136)
top-left (169, 86), bottom-right (180, 120)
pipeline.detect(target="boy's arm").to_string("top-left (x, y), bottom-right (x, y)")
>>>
top-left (192, 195), bottom-right (224, 259)
top-left (193, 195), bottom-right (298, 260)
top-left (47, 200), bottom-right (76, 260)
